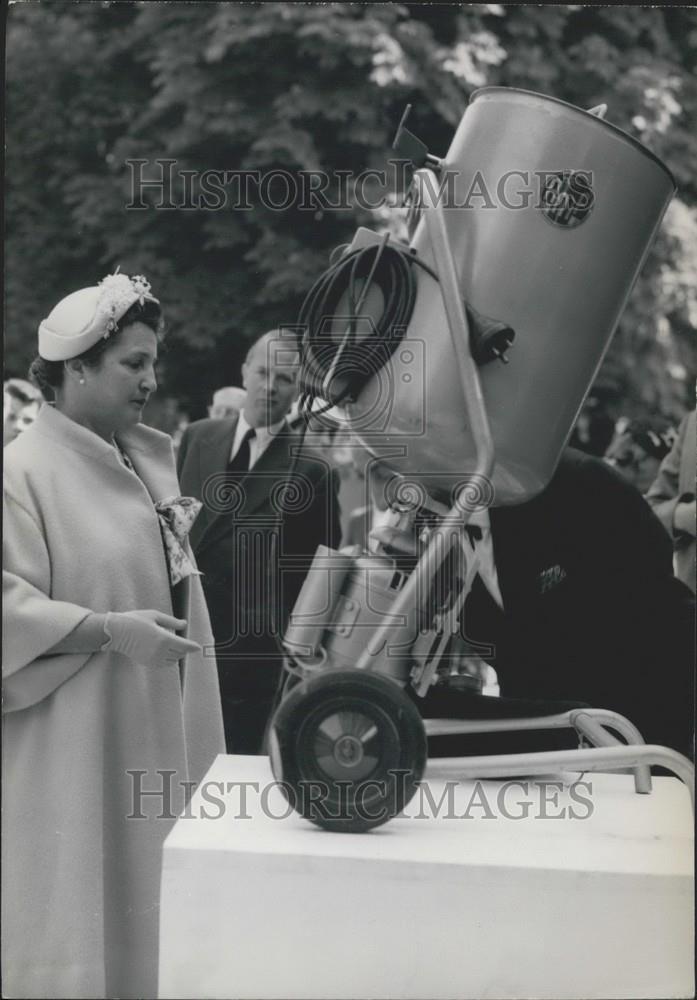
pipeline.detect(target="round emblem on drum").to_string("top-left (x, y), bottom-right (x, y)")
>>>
top-left (540, 170), bottom-right (594, 228)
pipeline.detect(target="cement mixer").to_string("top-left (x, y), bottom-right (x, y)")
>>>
top-left (266, 88), bottom-right (694, 830)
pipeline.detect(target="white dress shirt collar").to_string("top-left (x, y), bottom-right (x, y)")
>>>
top-left (230, 411), bottom-right (286, 468)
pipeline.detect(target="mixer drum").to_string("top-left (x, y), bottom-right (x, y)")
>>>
top-left (346, 87), bottom-right (675, 506)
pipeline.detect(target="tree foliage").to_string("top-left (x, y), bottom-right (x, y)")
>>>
top-left (6, 2), bottom-right (696, 432)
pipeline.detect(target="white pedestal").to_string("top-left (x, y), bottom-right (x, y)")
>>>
top-left (159, 755), bottom-right (694, 999)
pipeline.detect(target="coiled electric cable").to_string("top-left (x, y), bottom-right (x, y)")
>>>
top-left (297, 234), bottom-right (435, 406)
top-left (285, 232), bottom-right (513, 490)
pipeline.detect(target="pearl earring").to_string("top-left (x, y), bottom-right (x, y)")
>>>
top-left (79, 377), bottom-right (85, 385)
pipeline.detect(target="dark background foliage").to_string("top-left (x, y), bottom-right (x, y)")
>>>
top-left (6, 2), bottom-right (696, 439)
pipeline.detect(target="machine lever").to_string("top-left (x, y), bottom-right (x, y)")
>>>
top-left (393, 104), bottom-right (442, 171)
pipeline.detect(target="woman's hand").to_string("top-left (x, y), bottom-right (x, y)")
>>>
top-left (102, 609), bottom-right (201, 666)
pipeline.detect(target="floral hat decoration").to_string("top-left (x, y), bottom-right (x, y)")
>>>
top-left (38, 270), bottom-right (160, 361)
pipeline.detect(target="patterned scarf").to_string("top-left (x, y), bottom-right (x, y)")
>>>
top-left (154, 496), bottom-right (204, 586)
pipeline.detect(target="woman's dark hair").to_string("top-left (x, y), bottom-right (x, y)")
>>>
top-left (29, 298), bottom-right (163, 399)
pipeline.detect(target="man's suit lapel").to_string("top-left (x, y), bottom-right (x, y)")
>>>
top-left (489, 504), bottom-right (531, 612)
top-left (203, 418), bottom-right (239, 484)
top-left (238, 428), bottom-right (296, 517)
top-left (195, 424), bottom-right (297, 557)
top-left (490, 487), bottom-right (566, 612)
top-left (191, 416), bottom-right (238, 552)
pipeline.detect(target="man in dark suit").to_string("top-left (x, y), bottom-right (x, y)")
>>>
top-left (418, 448), bottom-right (695, 759)
top-left (178, 331), bottom-right (341, 753)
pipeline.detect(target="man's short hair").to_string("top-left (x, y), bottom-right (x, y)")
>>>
top-left (4, 378), bottom-right (43, 405)
top-left (245, 330), bottom-right (300, 370)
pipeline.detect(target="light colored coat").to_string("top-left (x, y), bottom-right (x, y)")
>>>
top-left (2, 405), bottom-right (224, 999)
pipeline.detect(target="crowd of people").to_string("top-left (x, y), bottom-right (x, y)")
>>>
top-left (2, 271), bottom-right (695, 997)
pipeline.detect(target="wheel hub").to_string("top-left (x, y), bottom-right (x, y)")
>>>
top-left (311, 709), bottom-right (381, 781)
top-left (334, 734), bottom-right (364, 768)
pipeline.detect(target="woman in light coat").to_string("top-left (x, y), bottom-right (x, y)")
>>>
top-left (2, 274), bottom-right (225, 999)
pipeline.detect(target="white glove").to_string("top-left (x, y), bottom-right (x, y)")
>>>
top-left (102, 610), bottom-right (201, 667)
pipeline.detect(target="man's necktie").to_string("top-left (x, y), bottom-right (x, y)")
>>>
top-left (228, 427), bottom-right (255, 473)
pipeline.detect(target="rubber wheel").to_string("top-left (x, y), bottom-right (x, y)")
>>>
top-left (268, 669), bottom-right (427, 832)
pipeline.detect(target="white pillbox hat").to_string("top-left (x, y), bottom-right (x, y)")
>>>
top-left (38, 273), bottom-right (159, 361)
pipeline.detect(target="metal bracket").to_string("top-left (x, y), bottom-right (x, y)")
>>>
top-left (326, 595), bottom-right (361, 638)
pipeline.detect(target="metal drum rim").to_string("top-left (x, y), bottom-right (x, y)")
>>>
top-left (469, 86), bottom-right (677, 191)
